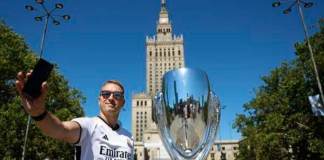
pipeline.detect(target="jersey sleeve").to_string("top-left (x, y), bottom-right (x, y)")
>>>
top-left (72, 117), bottom-right (94, 145)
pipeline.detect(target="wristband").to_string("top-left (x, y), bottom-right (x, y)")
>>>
top-left (31, 110), bottom-right (48, 121)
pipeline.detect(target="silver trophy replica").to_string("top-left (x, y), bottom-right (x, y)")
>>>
top-left (154, 68), bottom-right (221, 160)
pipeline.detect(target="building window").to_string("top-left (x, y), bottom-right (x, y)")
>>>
top-left (144, 101), bottom-right (147, 106)
top-left (178, 50), bottom-right (181, 55)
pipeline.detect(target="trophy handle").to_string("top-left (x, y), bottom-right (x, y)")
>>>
top-left (209, 91), bottom-right (221, 124)
top-left (194, 91), bottom-right (221, 160)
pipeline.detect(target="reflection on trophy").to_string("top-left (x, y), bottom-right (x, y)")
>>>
top-left (154, 68), bottom-right (221, 160)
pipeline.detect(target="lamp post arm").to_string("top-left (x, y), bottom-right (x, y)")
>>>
top-left (297, 0), bottom-right (324, 105)
top-left (41, 3), bottom-right (50, 15)
top-left (49, 7), bottom-right (58, 14)
top-left (49, 14), bottom-right (58, 22)
top-left (288, 1), bottom-right (298, 10)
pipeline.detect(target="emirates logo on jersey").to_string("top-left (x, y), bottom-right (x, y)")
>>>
top-left (99, 145), bottom-right (132, 159)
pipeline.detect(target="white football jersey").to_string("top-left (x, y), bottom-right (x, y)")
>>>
top-left (73, 116), bottom-right (134, 160)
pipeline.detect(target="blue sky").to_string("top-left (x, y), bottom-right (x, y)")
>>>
top-left (1, 0), bottom-right (323, 140)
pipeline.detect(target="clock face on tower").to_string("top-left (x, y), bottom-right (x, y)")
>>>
top-left (159, 17), bottom-right (168, 24)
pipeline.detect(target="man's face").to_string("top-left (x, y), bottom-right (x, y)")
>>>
top-left (99, 83), bottom-right (125, 115)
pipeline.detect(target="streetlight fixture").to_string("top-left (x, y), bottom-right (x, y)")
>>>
top-left (22, 1), bottom-right (70, 159)
top-left (272, 0), bottom-right (324, 106)
top-left (24, 0), bottom-right (71, 57)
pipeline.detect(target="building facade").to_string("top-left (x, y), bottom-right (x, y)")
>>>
top-left (132, 0), bottom-right (239, 159)
top-left (207, 140), bottom-right (239, 160)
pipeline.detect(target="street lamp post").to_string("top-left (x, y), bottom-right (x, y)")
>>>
top-left (272, 0), bottom-right (324, 106)
top-left (22, 1), bottom-right (70, 159)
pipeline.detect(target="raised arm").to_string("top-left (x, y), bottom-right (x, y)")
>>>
top-left (16, 71), bottom-right (80, 144)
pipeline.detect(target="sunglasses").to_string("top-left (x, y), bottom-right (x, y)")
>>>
top-left (100, 90), bottom-right (124, 100)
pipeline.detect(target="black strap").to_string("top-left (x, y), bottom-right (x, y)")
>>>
top-left (31, 110), bottom-right (48, 121)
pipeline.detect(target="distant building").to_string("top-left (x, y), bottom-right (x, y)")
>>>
top-left (132, 0), bottom-right (239, 159)
top-left (207, 140), bottom-right (239, 160)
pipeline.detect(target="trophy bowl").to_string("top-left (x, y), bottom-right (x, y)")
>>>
top-left (154, 68), bottom-right (221, 160)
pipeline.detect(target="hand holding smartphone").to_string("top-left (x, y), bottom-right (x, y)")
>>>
top-left (22, 58), bottom-right (53, 100)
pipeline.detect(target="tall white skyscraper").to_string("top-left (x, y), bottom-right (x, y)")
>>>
top-left (132, 0), bottom-right (184, 159)
top-left (145, 0), bottom-right (185, 96)
top-left (132, 1), bottom-right (239, 159)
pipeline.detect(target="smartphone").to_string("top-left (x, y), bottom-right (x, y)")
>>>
top-left (22, 58), bottom-right (54, 100)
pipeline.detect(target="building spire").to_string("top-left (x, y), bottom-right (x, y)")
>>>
top-left (161, 0), bottom-right (166, 8)
top-left (159, 0), bottom-right (169, 24)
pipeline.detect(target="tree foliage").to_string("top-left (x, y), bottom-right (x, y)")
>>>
top-left (234, 20), bottom-right (324, 160)
top-left (0, 21), bottom-right (85, 159)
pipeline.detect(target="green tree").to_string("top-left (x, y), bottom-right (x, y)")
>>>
top-left (234, 20), bottom-right (324, 160)
top-left (0, 21), bottom-right (85, 159)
